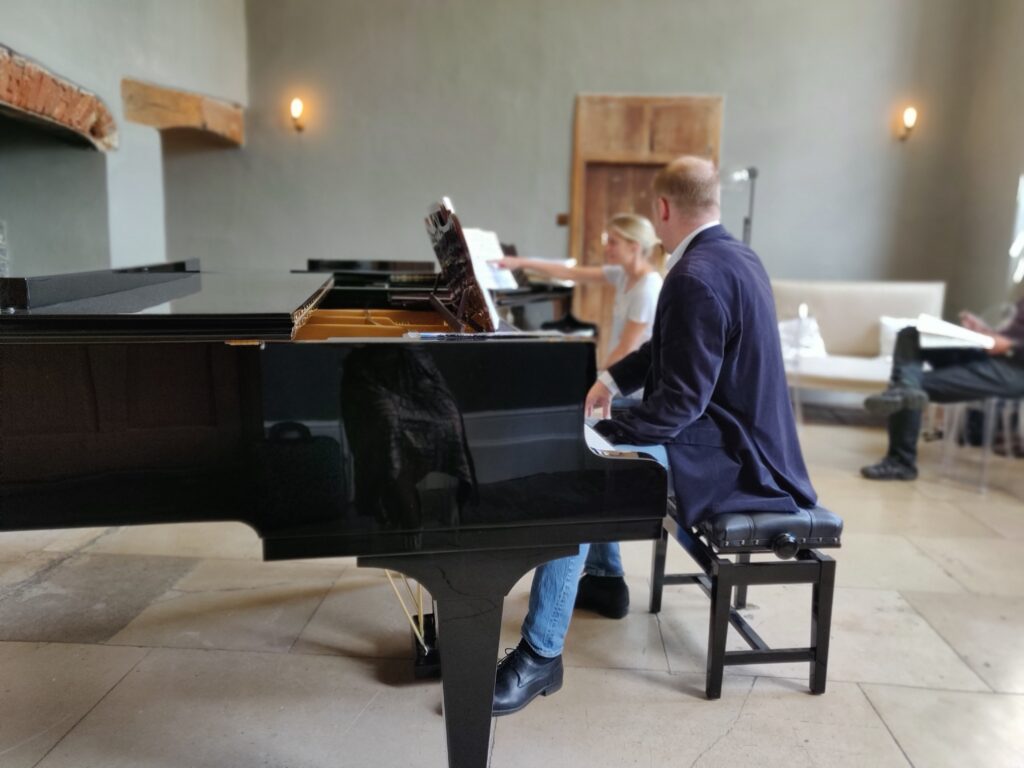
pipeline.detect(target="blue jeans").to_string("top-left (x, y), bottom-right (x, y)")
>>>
top-left (521, 443), bottom-right (669, 657)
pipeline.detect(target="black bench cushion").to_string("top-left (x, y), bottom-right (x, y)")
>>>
top-left (697, 506), bottom-right (843, 551)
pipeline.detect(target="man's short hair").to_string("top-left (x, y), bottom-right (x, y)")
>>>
top-left (653, 156), bottom-right (720, 213)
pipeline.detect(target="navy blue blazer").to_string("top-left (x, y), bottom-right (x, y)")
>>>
top-left (596, 225), bottom-right (817, 527)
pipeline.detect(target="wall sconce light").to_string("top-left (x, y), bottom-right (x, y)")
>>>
top-left (899, 106), bottom-right (917, 141)
top-left (290, 97), bottom-right (305, 132)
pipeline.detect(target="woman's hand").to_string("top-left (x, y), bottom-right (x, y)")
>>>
top-left (491, 256), bottom-right (525, 270)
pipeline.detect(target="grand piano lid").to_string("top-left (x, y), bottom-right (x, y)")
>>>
top-left (0, 261), bottom-right (333, 342)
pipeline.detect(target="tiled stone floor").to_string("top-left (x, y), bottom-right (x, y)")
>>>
top-left (1, 424), bottom-right (1022, 767)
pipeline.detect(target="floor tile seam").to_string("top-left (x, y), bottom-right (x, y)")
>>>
top-left (836, 530), bottom-right (1001, 541)
top-left (857, 682), bottom-right (917, 767)
top-left (683, 675), bottom-right (755, 768)
top-left (290, 650), bottom-right (416, 661)
top-left (828, 582), bottom-right (968, 594)
top-left (335, 689), bottom-right (382, 744)
top-left (151, 579), bottom-right (340, 597)
top-left (0, 635), bottom-right (416, 662)
top-left (562, 661), bottom-right (672, 673)
top-left (756, 673), bottom-right (990, 694)
top-left (893, 535), bottom-right (979, 594)
top-left (0, 528), bottom-right (123, 602)
top-left (558, 664), bottom-right (716, 685)
top-left (29, 645), bottom-right (155, 768)
top-left (103, 639), bottom-right (419, 664)
top-left (707, 668), bottom-right (996, 695)
top-left (859, 680), bottom-right (1024, 699)
top-left (287, 576), bottom-right (343, 654)
top-left (96, 638), bottom-right (366, 657)
top-left (949, 501), bottom-right (1013, 538)
top-left (0, 555), bottom-right (37, 564)
top-left (0, 711), bottom-right (77, 764)
top-left (79, 552), bottom-right (329, 567)
top-left (0, 637), bottom-right (139, 650)
top-left (94, 643), bottom-right (424, 676)
top-left (897, 590), bottom-right (996, 694)
top-left (655, 613), bottom-right (673, 674)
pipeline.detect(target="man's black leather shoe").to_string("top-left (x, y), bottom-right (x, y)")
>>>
top-left (574, 574), bottom-right (630, 619)
top-left (492, 641), bottom-right (563, 717)
top-left (861, 456), bottom-right (918, 481)
top-left (864, 386), bottom-right (928, 416)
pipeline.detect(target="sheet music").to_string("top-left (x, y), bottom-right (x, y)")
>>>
top-left (916, 313), bottom-right (995, 349)
top-left (479, 276), bottom-right (502, 330)
top-left (463, 228), bottom-right (519, 291)
top-left (584, 422), bottom-right (616, 452)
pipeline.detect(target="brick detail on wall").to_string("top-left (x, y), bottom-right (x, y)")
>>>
top-left (0, 44), bottom-right (118, 151)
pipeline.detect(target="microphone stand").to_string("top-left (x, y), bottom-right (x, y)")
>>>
top-left (741, 167), bottom-right (758, 247)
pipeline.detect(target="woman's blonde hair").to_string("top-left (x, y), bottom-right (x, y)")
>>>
top-left (607, 213), bottom-right (665, 272)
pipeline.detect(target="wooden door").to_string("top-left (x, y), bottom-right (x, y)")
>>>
top-left (570, 94), bottom-right (723, 365)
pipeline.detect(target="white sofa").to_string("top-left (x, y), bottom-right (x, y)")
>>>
top-left (772, 280), bottom-right (946, 393)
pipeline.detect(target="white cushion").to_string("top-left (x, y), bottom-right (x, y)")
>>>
top-left (784, 355), bottom-right (891, 392)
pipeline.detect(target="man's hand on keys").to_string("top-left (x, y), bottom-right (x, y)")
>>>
top-left (585, 380), bottom-right (612, 419)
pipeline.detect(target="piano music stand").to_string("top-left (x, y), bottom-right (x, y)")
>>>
top-left (424, 200), bottom-right (499, 333)
top-left (427, 272), bottom-right (486, 333)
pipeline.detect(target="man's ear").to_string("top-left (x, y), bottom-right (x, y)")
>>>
top-left (657, 197), bottom-right (670, 223)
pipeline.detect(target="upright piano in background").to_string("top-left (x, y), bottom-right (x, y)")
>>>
top-left (0, 205), bottom-right (665, 768)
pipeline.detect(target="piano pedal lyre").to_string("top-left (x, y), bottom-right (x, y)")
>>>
top-left (383, 570), bottom-right (441, 679)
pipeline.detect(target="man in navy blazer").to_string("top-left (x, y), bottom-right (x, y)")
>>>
top-left (492, 156), bottom-right (817, 717)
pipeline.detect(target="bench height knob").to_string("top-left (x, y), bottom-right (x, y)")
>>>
top-left (771, 533), bottom-right (800, 559)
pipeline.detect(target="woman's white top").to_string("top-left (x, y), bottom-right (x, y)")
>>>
top-left (602, 266), bottom-right (663, 349)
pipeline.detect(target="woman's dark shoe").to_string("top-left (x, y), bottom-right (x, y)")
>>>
top-left (861, 457), bottom-right (918, 480)
top-left (864, 386), bottom-right (929, 416)
top-left (574, 574), bottom-right (630, 619)
top-left (492, 641), bottom-right (563, 717)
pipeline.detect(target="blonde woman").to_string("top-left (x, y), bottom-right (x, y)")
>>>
top-left (494, 213), bottom-right (663, 369)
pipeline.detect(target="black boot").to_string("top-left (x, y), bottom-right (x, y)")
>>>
top-left (492, 640), bottom-right (563, 717)
top-left (864, 386), bottom-right (928, 416)
top-left (861, 456), bottom-right (918, 481)
top-left (574, 574), bottom-right (630, 619)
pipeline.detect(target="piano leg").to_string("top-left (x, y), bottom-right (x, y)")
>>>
top-left (360, 545), bottom-right (578, 768)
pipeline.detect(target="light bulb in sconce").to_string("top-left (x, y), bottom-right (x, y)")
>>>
top-left (730, 167), bottom-right (758, 183)
top-left (900, 106), bottom-right (918, 141)
top-left (290, 98), bottom-right (305, 132)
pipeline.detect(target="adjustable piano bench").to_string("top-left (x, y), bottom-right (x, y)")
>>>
top-left (649, 504), bottom-right (843, 699)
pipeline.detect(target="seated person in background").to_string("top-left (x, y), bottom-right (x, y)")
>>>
top-left (494, 214), bottom-right (663, 622)
top-left (492, 156), bottom-right (817, 717)
top-left (861, 303), bottom-right (1024, 480)
top-left (495, 213), bottom-right (663, 367)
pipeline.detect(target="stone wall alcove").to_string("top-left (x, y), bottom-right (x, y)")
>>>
top-left (0, 44), bottom-right (118, 276)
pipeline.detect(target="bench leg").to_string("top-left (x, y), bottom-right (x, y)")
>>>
top-left (649, 527), bottom-right (668, 614)
top-left (705, 563), bottom-right (733, 699)
top-left (810, 555), bottom-right (837, 694)
top-left (733, 553), bottom-right (750, 609)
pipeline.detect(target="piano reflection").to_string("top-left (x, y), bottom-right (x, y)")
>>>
top-left (0, 200), bottom-right (666, 768)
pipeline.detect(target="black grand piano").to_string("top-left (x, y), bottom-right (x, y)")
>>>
top-left (0, 204), bottom-right (665, 768)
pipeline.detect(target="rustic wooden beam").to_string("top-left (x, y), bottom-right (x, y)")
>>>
top-left (121, 78), bottom-right (244, 146)
top-left (0, 44), bottom-right (118, 151)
